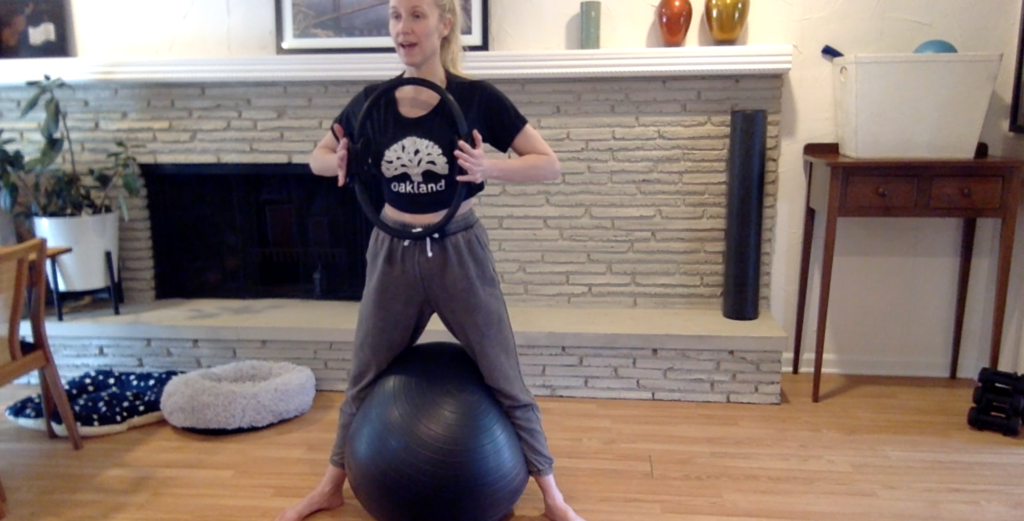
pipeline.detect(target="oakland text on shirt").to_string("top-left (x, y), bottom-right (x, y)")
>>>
top-left (391, 178), bottom-right (447, 194)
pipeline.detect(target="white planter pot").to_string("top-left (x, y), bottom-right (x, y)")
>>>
top-left (32, 212), bottom-right (120, 292)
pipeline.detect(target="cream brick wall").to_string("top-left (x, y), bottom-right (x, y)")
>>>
top-left (0, 76), bottom-right (781, 308)
top-left (36, 336), bottom-right (782, 403)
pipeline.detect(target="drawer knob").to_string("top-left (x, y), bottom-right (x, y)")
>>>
top-left (876, 187), bottom-right (889, 197)
top-left (962, 187), bottom-right (973, 197)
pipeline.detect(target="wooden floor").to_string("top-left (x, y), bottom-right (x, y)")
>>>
top-left (0, 374), bottom-right (1021, 521)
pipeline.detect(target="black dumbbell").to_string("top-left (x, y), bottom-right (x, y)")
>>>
top-left (967, 407), bottom-right (1023, 437)
top-left (977, 367), bottom-right (1024, 394)
top-left (974, 396), bottom-right (1024, 419)
top-left (973, 386), bottom-right (1024, 416)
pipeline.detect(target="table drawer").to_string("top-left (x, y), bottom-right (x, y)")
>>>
top-left (844, 175), bottom-right (918, 209)
top-left (929, 176), bottom-right (1003, 209)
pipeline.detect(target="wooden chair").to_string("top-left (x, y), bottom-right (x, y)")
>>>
top-left (0, 238), bottom-right (83, 515)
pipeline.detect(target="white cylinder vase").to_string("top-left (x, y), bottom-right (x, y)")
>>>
top-left (32, 212), bottom-right (120, 292)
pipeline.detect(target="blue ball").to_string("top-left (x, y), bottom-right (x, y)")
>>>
top-left (914, 40), bottom-right (958, 53)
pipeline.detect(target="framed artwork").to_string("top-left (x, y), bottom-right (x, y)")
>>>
top-left (1011, 3), bottom-right (1024, 132)
top-left (277, 0), bottom-right (487, 54)
top-left (0, 0), bottom-right (71, 59)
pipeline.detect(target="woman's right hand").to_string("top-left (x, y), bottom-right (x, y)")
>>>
top-left (333, 123), bottom-right (349, 187)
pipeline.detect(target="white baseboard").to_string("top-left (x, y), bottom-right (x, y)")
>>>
top-left (782, 353), bottom-right (983, 379)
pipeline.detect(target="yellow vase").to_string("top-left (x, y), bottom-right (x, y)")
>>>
top-left (704, 0), bottom-right (749, 44)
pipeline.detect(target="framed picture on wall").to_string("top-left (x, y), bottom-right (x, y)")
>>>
top-left (0, 0), bottom-right (71, 59)
top-left (276, 0), bottom-right (488, 54)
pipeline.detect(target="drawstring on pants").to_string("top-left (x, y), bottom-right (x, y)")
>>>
top-left (402, 228), bottom-right (441, 258)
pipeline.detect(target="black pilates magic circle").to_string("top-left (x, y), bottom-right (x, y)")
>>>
top-left (347, 76), bottom-right (471, 241)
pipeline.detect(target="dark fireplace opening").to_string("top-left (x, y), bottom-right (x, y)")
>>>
top-left (143, 164), bottom-right (379, 301)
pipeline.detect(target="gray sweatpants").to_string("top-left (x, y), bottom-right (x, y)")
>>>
top-left (329, 209), bottom-right (555, 477)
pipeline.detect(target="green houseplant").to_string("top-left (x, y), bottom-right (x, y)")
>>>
top-left (0, 76), bottom-right (143, 294)
top-left (0, 129), bottom-right (23, 245)
top-left (0, 76), bottom-right (142, 219)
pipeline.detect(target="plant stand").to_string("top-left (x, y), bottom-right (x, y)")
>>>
top-left (48, 249), bottom-right (121, 321)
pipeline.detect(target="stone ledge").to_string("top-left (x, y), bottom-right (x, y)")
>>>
top-left (32, 299), bottom-right (786, 353)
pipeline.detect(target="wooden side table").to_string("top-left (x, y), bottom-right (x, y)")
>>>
top-left (794, 143), bottom-right (1024, 402)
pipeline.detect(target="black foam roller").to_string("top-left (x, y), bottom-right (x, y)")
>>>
top-left (723, 110), bottom-right (767, 321)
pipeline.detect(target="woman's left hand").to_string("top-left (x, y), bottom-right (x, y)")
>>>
top-left (455, 130), bottom-right (490, 184)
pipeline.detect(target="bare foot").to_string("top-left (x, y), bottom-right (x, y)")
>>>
top-left (543, 500), bottom-right (586, 521)
top-left (275, 487), bottom-right (344, 521)
top-left (276, 465), bottom-right (347, 521)
top-left (534, 473), bottom-right (586, 521)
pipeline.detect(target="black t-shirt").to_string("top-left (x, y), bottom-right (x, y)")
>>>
top-left (332, 71), bottom-right (528, 214)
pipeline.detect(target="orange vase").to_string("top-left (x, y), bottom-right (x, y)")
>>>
top-left (657, 0), bottom-right (693, 47)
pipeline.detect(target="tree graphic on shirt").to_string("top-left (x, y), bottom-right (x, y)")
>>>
top-left (381, 137), bottom-right (449, 183)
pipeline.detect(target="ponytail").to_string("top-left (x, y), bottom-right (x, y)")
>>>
top-left (436, 0), bottom-right (463, 75)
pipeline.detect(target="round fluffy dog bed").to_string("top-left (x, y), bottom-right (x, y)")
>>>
top-left (160, 360), bottom-right (316, 434)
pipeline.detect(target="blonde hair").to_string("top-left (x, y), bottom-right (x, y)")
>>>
top-left (435, 0), bottom-right (463, 74)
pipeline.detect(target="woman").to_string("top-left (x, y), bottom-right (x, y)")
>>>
top-left (0, 2), bottom-right (32, 57)
top-left (276, 1), bottom-right (586, 520)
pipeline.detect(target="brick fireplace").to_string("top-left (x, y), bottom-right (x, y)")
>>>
top-left (2, 47), bottom-right (791, 402)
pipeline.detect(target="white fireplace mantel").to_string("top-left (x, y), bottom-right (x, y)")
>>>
top-left (0, 45), bottom-right (792, 85)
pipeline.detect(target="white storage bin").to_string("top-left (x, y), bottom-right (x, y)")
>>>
top-left (833, 53), bottom-right (1002, 159)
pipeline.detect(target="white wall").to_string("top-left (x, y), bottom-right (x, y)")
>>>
top-left (68, 0), bottom-right (276, 57)
top-left (63, 0), bottom-right (1024, 376)
top-left (779, 0), bottom-right (1024, 377)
